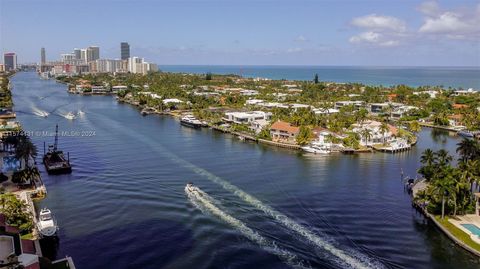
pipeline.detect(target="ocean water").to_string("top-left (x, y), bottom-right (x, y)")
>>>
top-left (160, 65), bottom-right (480, 89)
top-left (10, 72), bottom-right (480, 269)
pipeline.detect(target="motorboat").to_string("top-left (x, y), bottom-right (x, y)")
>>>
top-left (301, 144), bottom-right (330, 154)
top-left (185, 182), bottom-right (197, 194)
top-left (64, 112), bottom-right (76, 120)
top-left (77, 110), bottom-right (85, 117)
top-left (180, 115), bottom-right (202, 128)
top-left (458, 130), bottom-right (474, 138)
top-left (37, 208), bottom-right (58, 237)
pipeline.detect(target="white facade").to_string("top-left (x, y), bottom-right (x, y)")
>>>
top-left (224, 111), bottom-right (272, 124)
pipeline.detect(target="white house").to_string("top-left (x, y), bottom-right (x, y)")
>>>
top-left (245, 99), bottom-right (265, 106)
top-left (454, 88), bottom-right (476, 96)
top-left (112, 85), bottom-right (127, 93)
top-left (351, 120), bottom-right (397, 146)
top-left (334, 101), bottom-right (365, 110)
top-left (413, 90), bottom-right (438, 98)
top-left (250, 119), bottom-right (269, 134)
top-left (224, 111), bottom-right (272, 124)
top-left (313, 108), bottom-right (340, 115)
top-left (391, 105), bottom-right (418, 119)
top-left (240, 89), bottom-right (259, 96)
top-left (163, 98), bottom-right (183, 104)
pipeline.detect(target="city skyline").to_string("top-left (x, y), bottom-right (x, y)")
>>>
top-left (0, 0), bottom-right (479, 66)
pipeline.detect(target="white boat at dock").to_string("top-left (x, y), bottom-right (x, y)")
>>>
top-left (180, 115), bottom-right (203, 128)
top-left (301, 144), bottom-right (331, 154)
top-left (37, 208), bottom-right (59, 237)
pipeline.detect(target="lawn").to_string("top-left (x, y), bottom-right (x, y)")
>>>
top-left (434, 215), bottom-right (480, 253)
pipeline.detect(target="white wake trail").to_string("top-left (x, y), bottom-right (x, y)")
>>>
top-left (94, 113), bottom-right (384, 269)
top-left (186, 185), bottom-right (310, 269)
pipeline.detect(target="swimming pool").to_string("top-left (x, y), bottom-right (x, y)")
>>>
top-left (2, 156), bottom-right (21, 173)
top-left (461, 224), bottom-right (480, 236)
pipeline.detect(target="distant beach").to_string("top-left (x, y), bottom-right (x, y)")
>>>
top-left (159, 65), bottom-right (480, 89)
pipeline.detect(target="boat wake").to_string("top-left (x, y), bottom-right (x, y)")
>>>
top-left (32, 106), bottom-right (49, 118)
top-left (94, 112), bottom-right (386, 269)
top-left (185, 184), bottom-right (310, 269)
top-left (57, 111), bottom-right (76, 120)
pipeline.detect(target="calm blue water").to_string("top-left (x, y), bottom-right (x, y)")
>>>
top-left (10, 72), bottom-right (480, 269)
top-left (462, 224), bottom-right (480, 236)
top-left (160, 65), bottom-right (480, 89)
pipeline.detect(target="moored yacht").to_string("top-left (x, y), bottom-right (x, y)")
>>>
top-left (301, 144), bottom-right (330, 154)
top-left (37, 208), bottom-right (58, 237)
top-left (180, 115), bottom-right (202, 128)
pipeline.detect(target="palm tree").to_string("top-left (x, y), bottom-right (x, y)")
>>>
top-left (380, 122), bottom-right (389, 145)
top-left (15, 136), bottom-right (37, 169)
top-left (432, 173), bottom-right (455, 219)
top-left (360, 128), bottom-right (372, 147)
top-left (459, 160), bottom-right (480, 192)
top-left (409, 121), bottom-right (421, 134)
top-left (436, 149), bottom-right (452, 166)
top-left (456, 138), bottom-right (480, 163)
top-left (420, 149), bottom-right (436, 167)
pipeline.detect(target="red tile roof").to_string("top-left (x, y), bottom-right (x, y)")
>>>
top-left (270, 121), bottom-right (300, 134)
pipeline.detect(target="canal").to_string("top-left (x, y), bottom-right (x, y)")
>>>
top-left (10, 72), bottom-right (480, 269)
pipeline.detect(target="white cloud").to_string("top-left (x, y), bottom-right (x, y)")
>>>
top-left (349, 32), bottom-right (399, 47)
top-left (349, 14), bottom-right (406, 47)
top-left (417, 1), bottom-right (441, 17)
top-left (294, 35), bottom-right (308, 42)
top-left (286, 47), bottom-right (303, 53)
top-left (351, 14), bottom-right (406, 32)
top-left (417, 2), bottom-right (480, 39)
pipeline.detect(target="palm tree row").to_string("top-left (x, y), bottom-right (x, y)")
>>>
top-left (417, 139), bottom-right (480, 218)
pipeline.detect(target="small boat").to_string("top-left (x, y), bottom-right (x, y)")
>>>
top-left (458, 130), bottom-right (474, 138)
top-left (37, 208), bottom-right (58, 237)
top-left (141, 107), bottom-right (156, 116)
top-left (180, 115), bottom-right (202, 128)
top-left (238, 136), bottom-right (246, 141)
top-left (43, 125), bottom-right (72, 174)
top-left (77, 110), bottom-right (85, 116)
top-left (64, 112), bottom-right (76, 120)
top-left (301, 145), bottom-right (330, 154)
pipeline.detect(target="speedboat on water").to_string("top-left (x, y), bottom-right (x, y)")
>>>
top-left (37, 208), bottom-right (58, 237)
top-left (77, 110), bottom-right (85, 116)
top-left (64, 112), bottom-right (76, 120)
top-left (185, 182), bottom-right (196, 193)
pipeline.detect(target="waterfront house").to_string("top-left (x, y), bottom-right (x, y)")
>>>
top-left (391, 105), bottom-right (418, 119)
top-left (270, 121), bottom-right (300, 143)
top-left (448, 114), bottom-right (464, 128)
top-left (112, 85), bottom-right (127, 93)
top-left (91, 85), bottom-right (108, 94)
top-left (351, 120), bottom-right (395, 145)
top-left (250, 119), bottom-right (269, 134)
top-left (224, 111), bottom-right (272, 124)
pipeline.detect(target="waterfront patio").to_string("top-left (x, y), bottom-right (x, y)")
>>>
top-left (449, 214), bottom-right (480, 245)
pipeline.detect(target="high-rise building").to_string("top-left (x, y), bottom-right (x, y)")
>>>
top-left (89, 46), bottom-right (100, 61)
top-left (80, 49), bottom-right (88, 63)
top-left (3, 53), bottom-right (17, 71)
top-left (41, 48), bottom-right (46, 64)
top-left (121, 42), bottom-right (130, 60)
top-left (73, 48), bottom-right (81, 60)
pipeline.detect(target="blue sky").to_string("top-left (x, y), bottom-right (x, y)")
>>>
top-left (1, 0), bottom-right (479, 66)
